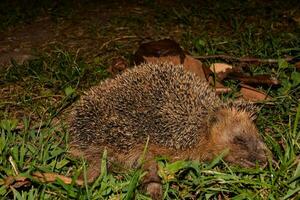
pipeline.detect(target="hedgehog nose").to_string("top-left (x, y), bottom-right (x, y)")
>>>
top-left (256, 145), bottom-right (270, 167)
top-left (257, 153), bottom-right (268, 167)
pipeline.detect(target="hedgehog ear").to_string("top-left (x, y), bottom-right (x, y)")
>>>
top-left (207, 109), bottom-right (226, 126)
top-left (227, 100), bottom-right (259, 121)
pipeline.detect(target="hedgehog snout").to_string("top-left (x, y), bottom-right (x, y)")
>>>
top-left (249, 148), bottom-right (267, 165)
top-left (255, 142), bottom-right (269, 166)
top-left (244, 140), bottom-right (268, 168)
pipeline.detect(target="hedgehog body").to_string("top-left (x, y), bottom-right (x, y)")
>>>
top-left (68, 63), bottom-right (268, 196)
top-left (70, 63), bottom-right (222, 151)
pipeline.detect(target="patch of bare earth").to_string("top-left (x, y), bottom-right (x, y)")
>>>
top-left (0, 3), bottom-right (165, 121)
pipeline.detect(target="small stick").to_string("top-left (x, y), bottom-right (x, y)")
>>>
top-left (8, 156), bottom-right (19, 176)
top-left (99, 36), bottom-right (139, 51)
top-left (233, 75), bottom-right (280, 85)
top-left (194, 54), bottom-right (295, 64)
top-left (227, 74), bottom-right (280, 86)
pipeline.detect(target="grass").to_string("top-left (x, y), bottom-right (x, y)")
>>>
top-left (0, 0), bottom-right (300, 199)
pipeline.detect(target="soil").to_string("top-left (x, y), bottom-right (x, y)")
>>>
top-left (0, 1), bottom-right (182, 67)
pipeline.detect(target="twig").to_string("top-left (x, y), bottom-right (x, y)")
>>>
top-left (8, 156), bottom-right (19, 176)
top-left (228, 74), bottom-right (280, 86)
top-left (31, 95), bottom-right (63, 101)
top-left (99, 35), bottom-right (139, 51)
top-left (194, 54), bottom-right (295, 64)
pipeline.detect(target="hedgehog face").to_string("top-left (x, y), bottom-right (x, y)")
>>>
top-left (222, 123), bottom-right (268, 168)
top-left (209, 108), bottom-right (268, 168)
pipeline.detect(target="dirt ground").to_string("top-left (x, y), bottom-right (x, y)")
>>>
top-left (1, 0), bottom-right (298, 67)
top-left (0, 1), bottom-right (186, 66)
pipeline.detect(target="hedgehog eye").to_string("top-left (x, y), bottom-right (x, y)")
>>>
top-left (233, 136), bottom-right (247, 146)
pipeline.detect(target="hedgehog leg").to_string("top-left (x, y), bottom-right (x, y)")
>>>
top-left (142, 160), bottom-right (163, 200)
top-left (85, 158), bottom-right (102, 182)
top-left (123, 145), bottom-right (163, 199)
top-left (69, 146), bottom-right (104, 183)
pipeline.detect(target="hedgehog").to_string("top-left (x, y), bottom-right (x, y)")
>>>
top-left (68, 62), bottom-right (269, 199)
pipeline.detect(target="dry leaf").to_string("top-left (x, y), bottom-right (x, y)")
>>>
top-left (183, 55), bottom-right (206, 80)
top-left (134, 39), bottom-right (185, 65)
top-left (32, 172), bottom-right (84, 186)
top-left (240, 84), bottom-right (271, 101)
top-left (210, 63), bottom-right (233, 73)
top-left (4, 176), bottom-right (31, 188)
top-left (3, 172), bottom-right (84, 189)
top-left (210, 63), bottom-right (234, 80)
top-left (107, 57), bottom-right (128, 76)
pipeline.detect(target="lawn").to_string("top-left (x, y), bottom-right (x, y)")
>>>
top-left (0, 0), bottom-right (299, 199)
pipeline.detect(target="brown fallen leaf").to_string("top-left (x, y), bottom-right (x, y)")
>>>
top-left (107, 57), bottom-right (128, 76)
top-left (3, 176), bottom-right (31, 188)
top-left (210, 62), bottom-right (236, 81)
top-left (32, 172), bottom-right (84, 186)
top-left (239, 84), bottom-right (271, 101)
top-left (3, 172), bottom-right (84, 189)
top-left (210, 63), bottom-right (233, 74)
top-left (183, 55), bottom-right (206, 80)
top-left (134, 39), bottom-right (186, 65)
